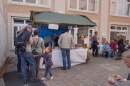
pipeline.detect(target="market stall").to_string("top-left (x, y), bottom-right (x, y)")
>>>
top-left (40, 49), bottom-right (88, 68)
top-left (30, 11), bottom-right (96, 68)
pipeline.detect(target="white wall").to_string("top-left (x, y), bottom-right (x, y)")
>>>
top-left (55, 0), bottom-right (65, 13)
top-left (100, 0), bottom-right (109, 43)
top-left (0, 0), bottom-right (3, 14)
top-left (0, 1), bottom-right (7, 67)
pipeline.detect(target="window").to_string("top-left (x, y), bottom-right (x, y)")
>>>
top-left (111, 0), bottom-right (130, 17)
top-left (88, 0), bottom-right (97, 11)
top-left (12, 18), bottom-right (30, 48)
top-left (69, 0), bottom-right (98, 12)
top-left (70, 0), bottom-right (77, 9)
top-left (10, 0), bottom-right (51, 7)
top-left (110, 25), bottom-right (128, 42)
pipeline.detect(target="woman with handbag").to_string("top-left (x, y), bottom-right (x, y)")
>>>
top-left (32, 30), bottom-right (44, 78)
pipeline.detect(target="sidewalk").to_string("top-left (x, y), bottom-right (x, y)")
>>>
top-left (4, 56), bottom-right (130, 86)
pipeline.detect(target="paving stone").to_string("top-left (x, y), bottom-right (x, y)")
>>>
top-left (4, 56), bottom-right (130, 86)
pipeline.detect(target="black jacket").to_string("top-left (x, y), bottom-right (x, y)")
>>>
top-left (15, 30), bottom-right (32, 54)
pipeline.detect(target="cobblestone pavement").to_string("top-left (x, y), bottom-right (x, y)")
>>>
top-left (5, 56), bottom-right (130, 86)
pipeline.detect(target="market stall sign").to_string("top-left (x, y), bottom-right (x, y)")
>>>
top-left (48, 24), bottom-right (59, 30)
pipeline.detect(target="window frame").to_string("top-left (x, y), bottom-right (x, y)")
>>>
top-left (68, 0), bottom-right (99, 14)
top-left (12, 17), bottom-right (30, 49)
top-left (110, 0), bottom-right (130, 17)
top-left (110, 25), bottom-right (128, 41)
top-left (8, 0), bottom-right (51, 8)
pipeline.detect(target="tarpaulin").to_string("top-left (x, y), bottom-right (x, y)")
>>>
top-left (38, 25), bottom-right (68, 40)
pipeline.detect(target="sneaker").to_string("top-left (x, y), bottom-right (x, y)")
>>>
top-left (31, 78), bottom-right (36, 82)
top-left (41, 77), bottom-right (46, 81)
top-left (23, 80), bottom-right (27, 83)
top-left (17, 72), bottom-right (21, 74)
top-left (50, 76), bottom-right (53, 80)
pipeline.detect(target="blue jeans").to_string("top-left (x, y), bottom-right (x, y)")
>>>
top-left (17, 54), bottom-right (21, 73)
top-left (44, 66), bottom-right (52, 78)
top-left (106, 51), bottom-right (112, 58)
top-left (61, 48), bottom-right (71, 69)
top-left (19, 52), bottom-right (36, 80)
top-left (92, 43), bottom-right (98, 56)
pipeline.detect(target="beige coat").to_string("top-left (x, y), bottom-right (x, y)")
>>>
top-left (58, 32), bottom-right (74, 48)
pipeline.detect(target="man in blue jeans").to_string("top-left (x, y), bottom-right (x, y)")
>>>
top-left (92, 32), bottom-right (99, 57)
top-left (58, 29), bottom-right (74, 70)
top-left (18, 25), bottom-right (36, 82)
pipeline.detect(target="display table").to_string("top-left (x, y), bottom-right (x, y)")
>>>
top-left (39, 49), bottom-right (88, 69)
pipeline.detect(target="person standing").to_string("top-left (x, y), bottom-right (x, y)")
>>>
top-left (54, 32), bottom-right (59, 47)
top-left (32, 30), bottom-right (44, 79)
top-left (15, 31), bottom-right (21, 74)
top-left (92, 32), bottom-right (99, 57)
top-left (18, 25), bottom-right (36, 82)
top-left (115, 35), bottom-right (124, 60)
top-left (58, 29), bottom-right (74, 70)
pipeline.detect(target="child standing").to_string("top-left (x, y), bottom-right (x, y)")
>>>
top-left (34, 47), bottom-right (53, 81)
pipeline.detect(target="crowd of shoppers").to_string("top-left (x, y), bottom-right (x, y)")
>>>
top-left (15, 25), bottom-right (74, 83)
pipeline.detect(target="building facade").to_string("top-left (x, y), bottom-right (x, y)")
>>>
top-left (2, 0), bottom-right (130, 57)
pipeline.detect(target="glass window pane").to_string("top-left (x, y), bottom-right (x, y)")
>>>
top-left (79, 0), bottom-right (87, 10)
top-left (26, 0), bottom-right (36, 4)
top-left (111, 2), bottom-right (117, 14)
top-left (26, 20), bottom-right (31, 24)
top-left (12, 0), bottom-right (23, 2)
top-left (122, 27), bottom-right (127, 30)
top-left (39, 0), bottom-right (48, 5)
top-left (14, 20), bottom-right (24, 24)
top-left (117, 26), bottom-right (121, 30)
top-left (88, 0), bottom-right (96, 11)
top-left (70, 0), bottom-right (77, 9)
top-left (117, 3), bottom-right (123, 15)
top-left (110, 32), bottom-right (119, 43)
top-left (111, 26), bottom-right (116, 29)
top-left (123, 4), bottom-right (130, 16)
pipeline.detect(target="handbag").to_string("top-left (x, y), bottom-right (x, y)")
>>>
top-left (32, 38), bottom-right (39, 54)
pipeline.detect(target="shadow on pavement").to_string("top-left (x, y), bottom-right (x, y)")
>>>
top-left (3, 71), bottom-right (46, 86)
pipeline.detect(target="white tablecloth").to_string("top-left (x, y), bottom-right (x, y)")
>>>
top-left (98, 45), bottom-right (103, 54)
top-left (40, 49), bottom-right (88, 69)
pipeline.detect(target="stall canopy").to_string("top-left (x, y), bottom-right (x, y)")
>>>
top-left (30, 11), bottom-right (96, 26)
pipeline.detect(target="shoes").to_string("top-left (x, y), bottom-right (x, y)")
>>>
top-left (17, 72), bottom-right (21, 74)
top-left (31, 78), bottom-right (36, 82)
top-left (41, 77), bottom-right (46, 81)
top-left (94, 55), bottom-right (99, 57)
top-left (23, 80), bottom-right (27, 83)
top-left (61, 68), bottom-right (67, 70)
top-left (118, 58), bottom-right (121, 60)
top-left (50, 76), bottom-right (53, 80)
top-left (68, 68), bottom-right (71, 69)
top-left (115, 58), bottom-right (121, 60)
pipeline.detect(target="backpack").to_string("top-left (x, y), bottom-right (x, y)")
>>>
top-left (14, 30), bottom-right (31, 54)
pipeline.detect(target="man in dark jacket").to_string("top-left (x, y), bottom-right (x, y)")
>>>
top-left (115, 35), bottom-right (124, 60)
top-left (18, 25), bottom-right (36, 83)
top-left (108, 49), bottom-right (130, 86)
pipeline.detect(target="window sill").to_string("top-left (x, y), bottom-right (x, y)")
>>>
top-left (8, 1), bottom-right (51, 9)
top-left (68, 8), bottom-right (98, 14)
top-left (110, 14), bottom-right (130, 18)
